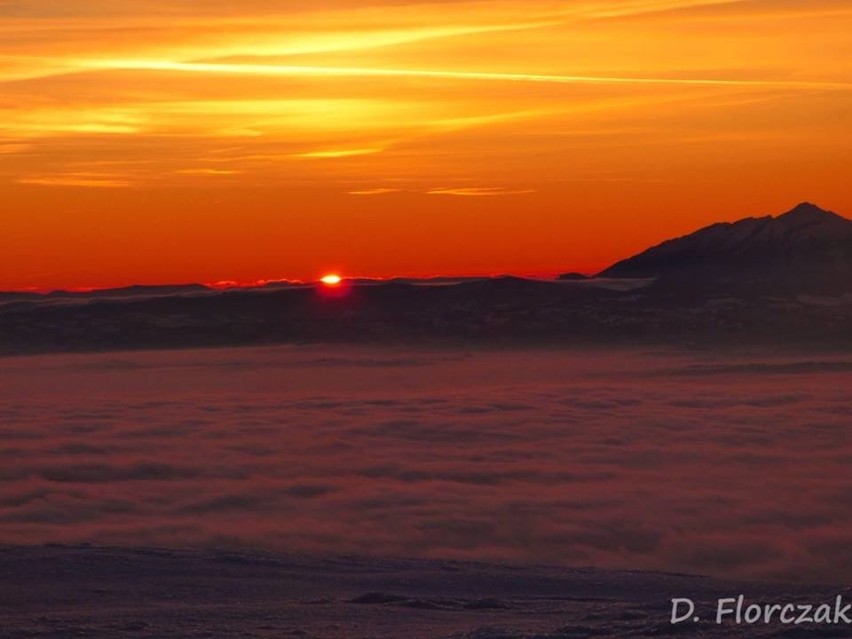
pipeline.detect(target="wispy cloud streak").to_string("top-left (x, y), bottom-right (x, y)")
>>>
top-left (88, 59), bottom-right (852, 90)
top-left (17, 175), bottom-right (131, 188)
top-left (427, 187), bottom-right (536, 196)
top-left (296, 147), bottom-right (385, 159)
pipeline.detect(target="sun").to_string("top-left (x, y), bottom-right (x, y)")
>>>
top-left (320, 274), bottom-right (343, 286)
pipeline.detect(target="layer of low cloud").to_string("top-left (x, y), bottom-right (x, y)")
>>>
top-left (0, 345), bottom-right (850, 584)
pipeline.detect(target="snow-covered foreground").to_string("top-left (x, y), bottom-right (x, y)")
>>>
top-left (0, 545), bottom-right (847, 638)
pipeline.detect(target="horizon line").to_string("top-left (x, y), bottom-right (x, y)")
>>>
top-left (0, 270), bottom-right (603, 296)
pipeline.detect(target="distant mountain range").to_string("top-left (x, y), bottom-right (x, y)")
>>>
top-left (597, 202), bottom-right (852, 294)
top-left (1, 202), bottom-right (849, 354)
top-left (0, 283), bottom-right (212, 302)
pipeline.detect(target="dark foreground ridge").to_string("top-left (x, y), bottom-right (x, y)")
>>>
top-left (0, 545), bottom-right (848, 638)
top-left (1, 203), bottom-right (850, 355)
top-left (0, 274), bottom-right (850, 354)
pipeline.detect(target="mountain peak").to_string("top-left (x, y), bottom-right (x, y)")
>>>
top-left (785, 201), bottom-right (825, 213)
top-left (774, 202), bottom-right (848, 233)
top-left (778, 202), bottom-right (838, 222)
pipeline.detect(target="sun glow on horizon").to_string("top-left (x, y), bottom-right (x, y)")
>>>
top-left (320, 274), bottom-right (343, 286)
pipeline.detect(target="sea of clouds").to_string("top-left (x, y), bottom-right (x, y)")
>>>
top-left (0, 345), bottom-right (849, 584)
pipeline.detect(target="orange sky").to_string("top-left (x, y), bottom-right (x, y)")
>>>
top-left (1, 0), bottom-right (851, 290)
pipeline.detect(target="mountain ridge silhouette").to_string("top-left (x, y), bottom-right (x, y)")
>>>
top-left (596, 202), bottom-right (852, 293)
